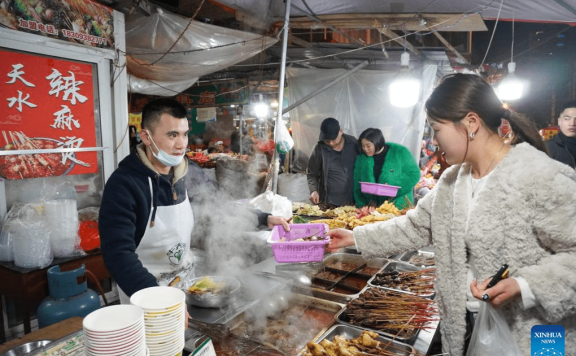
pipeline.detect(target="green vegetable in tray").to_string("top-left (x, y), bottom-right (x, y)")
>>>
top-left (292, 215), bottom-right (316, 224)
top-left (187, 276), bottom-right (226, 295)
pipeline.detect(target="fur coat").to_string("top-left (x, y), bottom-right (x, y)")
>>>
top-left (354, 143), bottom-right (576, 356)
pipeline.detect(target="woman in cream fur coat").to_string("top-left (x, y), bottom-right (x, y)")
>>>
top-left (328, 74), bottom-right (576, 356)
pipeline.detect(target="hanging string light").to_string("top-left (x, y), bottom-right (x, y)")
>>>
top-left (497, 13), bottom-right (527, 101)
top-left (254, 94), bottom-right (269, 119)
top-left (390, 29), bottom-right (420, 107)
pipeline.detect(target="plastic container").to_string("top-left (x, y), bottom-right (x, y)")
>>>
top-left (0, 222), bottom-right (14, 261)
top-left (12, 219), bottom-right (52, 269)
top-left (45, 200), bottom-right (79, 258)
top-left (360, 182), bottom-right (400, 197)
top-left (267, 223), bottom-right (329, 263)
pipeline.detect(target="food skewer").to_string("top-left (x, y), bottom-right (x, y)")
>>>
top-left (344, 289), bottom-right (437, 335)
top-left (16, 131), bottom-right (55, 173)
top-left (2, 131), bottom-right (9, 147)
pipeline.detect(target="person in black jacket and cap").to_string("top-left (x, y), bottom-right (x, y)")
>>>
top-left (307, 118), bottom-right (360, 207)
top-left (546, 100), bottom-right (576, 168)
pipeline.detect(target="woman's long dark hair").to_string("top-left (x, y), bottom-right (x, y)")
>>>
top-left (359, 128), bottom-right (386, 152)
top-left (425, 74), bottom-right (547, 153)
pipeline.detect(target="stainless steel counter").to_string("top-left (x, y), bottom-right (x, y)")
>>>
top-left (184, 254), bottom-right (440, 355)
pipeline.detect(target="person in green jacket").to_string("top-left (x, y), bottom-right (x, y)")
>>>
top-left (353, 128), bottom-right (421, 209)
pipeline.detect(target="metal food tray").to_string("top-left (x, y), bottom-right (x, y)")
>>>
top-left (224, 287), bottom-right (344, 354)
top-left (291, 254), bottom-right (389, 304)
top-left (335, 288), bottom-right (430, 343)
top-left (368, 261), bottom-right (435, 298)
top-left (353, 258), bottom-right (389, 277)
top-left (323, 253), bottom-right (367, 273)
top-left (399, 250), bottom-right (435, 267)
top-left (298, 324), bottom-right (417, 356)
top-left (275, 261), bottom-right (324, 276)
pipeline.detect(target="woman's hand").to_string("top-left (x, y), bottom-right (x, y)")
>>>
top-left (326, 228), bottom-right (355, 252)
top-left (470, 277), bottom-right (521, 308)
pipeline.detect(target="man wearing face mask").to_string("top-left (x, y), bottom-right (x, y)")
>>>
top-left (100, 98), bottom-right (290, 304)
top-left (99, 98), bottom-right (195, 303)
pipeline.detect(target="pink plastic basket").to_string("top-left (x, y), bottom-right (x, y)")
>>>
top-left (360, 182), bottom-right (400, 197)
top-left (267, 223), bottom-right (329, 263)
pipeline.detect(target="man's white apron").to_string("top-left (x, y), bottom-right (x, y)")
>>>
top-left (119, 177), bottom-right (194, 304)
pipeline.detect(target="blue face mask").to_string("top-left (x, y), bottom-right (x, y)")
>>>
top-left (147, 130), bottom-right (184, 167)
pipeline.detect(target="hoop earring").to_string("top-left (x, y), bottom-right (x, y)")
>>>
top-left (469, 132), bottom-right (475, 139)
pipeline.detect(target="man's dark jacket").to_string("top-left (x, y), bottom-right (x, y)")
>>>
top-left (306, 134), bottom-right (360, 206)
top-left (546, 133), bottom-right (576, 168)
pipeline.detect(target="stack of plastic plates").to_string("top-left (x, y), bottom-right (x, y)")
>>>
top-left (130, 286), bottom-right (186, 356)
top-left (83, 305), bottom-right (148, 356)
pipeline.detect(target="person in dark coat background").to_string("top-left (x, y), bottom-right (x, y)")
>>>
top-left (307, 118), bottom-right (360, 207)
top-left (546, 100), bottom-right (576, 168)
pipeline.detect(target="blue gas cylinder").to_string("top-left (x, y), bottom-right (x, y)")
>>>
top-left (37, 264), bottom-right (100, 328)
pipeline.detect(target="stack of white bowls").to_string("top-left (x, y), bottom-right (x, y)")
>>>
top-left (44, 199), bottom-right (78, 257)
top-left (83, 305), bottom-right (148, 356)
top-left (130, 287), bottom-right (186, 356)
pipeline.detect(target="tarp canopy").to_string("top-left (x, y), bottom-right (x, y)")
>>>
top-left (286, 64), bottom-right (438, 172)
top-left (125, 8), bottom-right (278, 95)
top-left (219, 0), bottom-right (576, 25)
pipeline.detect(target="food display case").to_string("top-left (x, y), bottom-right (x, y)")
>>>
top-left (302, 324), bottom-right (416, 356)
top-left (368, 260), bottom-right (436, 298)
top-left (285, 253), bottom-right (389, 304)
top-left (335, 288), bottom-right (439, 344)
top-left (185, 253), bottom-right (440, 355)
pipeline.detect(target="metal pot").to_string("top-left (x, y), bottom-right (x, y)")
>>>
top-left (182, 276), bottom-right (241, 308)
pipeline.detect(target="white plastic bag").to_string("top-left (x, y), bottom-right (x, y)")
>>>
top-left (248, 191), bottom-right (292, 219)
top-left (466, 302), bottom-right (523, 356)
top-left (276, 123), bottom-right (294, 154)
top-left (277, 174), bottom-right (310, 203)
top-left (11, 205), bottom-right (53, 269)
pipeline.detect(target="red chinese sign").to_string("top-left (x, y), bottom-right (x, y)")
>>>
top-left (0, 49), bottom-right (98, 180)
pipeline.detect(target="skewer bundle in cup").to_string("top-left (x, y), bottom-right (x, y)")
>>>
top-left (130, 286), bottom-right (186, 356)
top-left (83, 304), bottom-right (149, 356)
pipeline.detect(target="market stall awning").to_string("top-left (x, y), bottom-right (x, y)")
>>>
top-left (218, 0), bottom-right (576, 25)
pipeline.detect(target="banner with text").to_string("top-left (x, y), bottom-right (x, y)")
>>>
top-left (0, 49), bottom-right (99, 180)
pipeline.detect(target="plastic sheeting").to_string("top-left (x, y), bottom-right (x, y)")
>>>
top-left (286, 64), bottom-right (437, 172)
top-left (125, 8), bottom-right (278, 95)
top-left (127, 74), bottom-right (198, 96)
top-left (218, 0), bottom-right (576, 25)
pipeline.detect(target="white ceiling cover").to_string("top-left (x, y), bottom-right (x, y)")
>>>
top-left (220, 0), bottom-right (576, 25)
